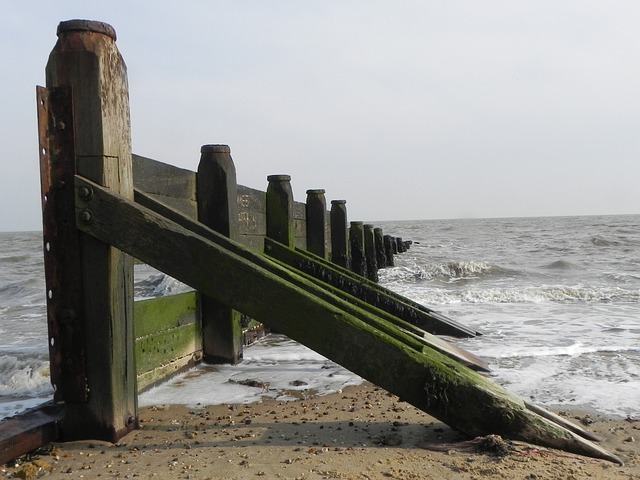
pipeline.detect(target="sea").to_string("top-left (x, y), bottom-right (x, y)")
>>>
top-left (1, 215), bottom-right (639, 421)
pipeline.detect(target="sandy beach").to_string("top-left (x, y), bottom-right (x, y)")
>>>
top-left (3, 382), bottom-right (638, 479)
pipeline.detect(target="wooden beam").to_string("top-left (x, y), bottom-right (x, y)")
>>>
top-left (287, 240), bottom-right (479, 338)
top-left (330, 200), bottom-right (349, 268)
top-left (74, 176), bottom-right (622, 464)
top-left (197, 144), bottom-right (243, 364)
top-left (0, 404), bottom-right (64, 465)
top-left (45, 19), bottom-right (137, 442)
top-left (305, 189), bottom-right (327, 258)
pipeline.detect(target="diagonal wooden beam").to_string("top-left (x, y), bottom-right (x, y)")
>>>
top-left (74, 175), bottom-right (621, 465)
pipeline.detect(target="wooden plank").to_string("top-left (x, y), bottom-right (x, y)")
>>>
top-left (0, 404), bottom-right (64, 465)
top-left (133, 292), bottom-right (198, 338)
top-left (135, 322), bottom-right (202, 374)
top-left (132, 154), bottom-right (197, 218)
top-left (74, 175), bottom-right (622, 464)
top-left (137, 354), bottom-right (201, 393)
top-left (237, 185), bottom-right (266, 238)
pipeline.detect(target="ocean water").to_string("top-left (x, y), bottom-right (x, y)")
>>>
top-left (0, 215), bottom-right (638, 420)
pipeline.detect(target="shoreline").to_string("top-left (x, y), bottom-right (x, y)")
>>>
top-left (3, 382), bottom-right (638, 479)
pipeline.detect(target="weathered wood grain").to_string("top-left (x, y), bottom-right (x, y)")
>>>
top-left (74, 176), bottom-right (622, 464)
top-left (45, 19), bottom-right (137, 442)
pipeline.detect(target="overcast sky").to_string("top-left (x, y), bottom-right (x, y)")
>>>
top-left (1, 1), bottom-right (639, 232)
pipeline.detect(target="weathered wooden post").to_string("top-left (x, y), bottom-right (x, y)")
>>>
top-left (363, 224), bottom-right (378, 282)
top-left (330, 200), bottom-right (349, 268)
top-left (396, 237), bottom-right (406, 253)
top-left (305, 189), bottom-right (327, 258)
top-left (266, 175), bottom-right (294, 247)
top-left (42, 19), bottom-right (137, 441)
top-left (349, 221), bottom-right (366, 276)
top-left (383, 235), bottom-right (395, 267)
top-left (197, 145), bottom-right (243, 364)
top-left (374, 227), bottom-right (386, 268)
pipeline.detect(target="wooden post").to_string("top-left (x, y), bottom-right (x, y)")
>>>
top-left (305, 189), bottom-right (327, 258)
top-left (349, 221), bottom-right (366, 276)
top-left (266, 175), bottom-right (294, 247)
top-left (197, 145), bottom-right (243, 364)
top-left (383, 235), bottom-right (395, 267)
top-left (374, 227), bottom-right (386, 268)
top-left (44, 19), bottom-right (137, 441)
top-left (363, 224), bottom-right (378, 282)
top-left (330, 200), bottom-right (349, 268)
top-left (396, 237), bottom-right (405, 253)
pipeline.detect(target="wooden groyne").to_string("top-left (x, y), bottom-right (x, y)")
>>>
top-left (0, 19), bottom-right (622, 466)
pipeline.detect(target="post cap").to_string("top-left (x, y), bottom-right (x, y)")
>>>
top-left (57, 20), bottom-right (117, 40)
top-left (267, 174), bottom-right (291, 182)
top-left (350, 221), bottom-right (364, 226)
top-left (306, 189), bottom-right (326, 195)
top-left (201, 144), bottom-right (231, 153)
top-left (331, 199), bottom-right (347, 205)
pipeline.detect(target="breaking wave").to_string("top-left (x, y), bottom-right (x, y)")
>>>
top-left (0, 355), bottom-right (53, 398)
top-left (381, 261), bottom-right (501, 283)
top-left (408, 285), bottom-right (640, 305)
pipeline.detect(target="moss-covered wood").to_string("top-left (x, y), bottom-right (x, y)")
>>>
top-left (75, 176), bottom-right (621, 464)
top-left (46, 20), bottom-right (137, 443)
top-left (137, 353), bottom-right (200, 393)
top-left (135, 322), bottom-right (202, 374)
top-left (130, 190), bottom-right (486, 370)
top-left (267, 237), bottom-right (478, 338)
top-left (133, 292), bottom-right (198, 338)
top-left (263, 241), bottom-right (489, 371)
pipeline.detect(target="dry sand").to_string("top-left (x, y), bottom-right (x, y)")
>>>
top-left (3, 382), bottom-right (638, 479)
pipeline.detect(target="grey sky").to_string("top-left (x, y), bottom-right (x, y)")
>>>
top-left (2, 1), bottom-right (639, 232)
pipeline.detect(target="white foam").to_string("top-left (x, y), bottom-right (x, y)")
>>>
top-left (139, 335), bottom-right (363, 408)
top-left (0, 356), bottom-right (52, 396)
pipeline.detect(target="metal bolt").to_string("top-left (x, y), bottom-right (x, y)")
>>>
top-left (78, 185), bottom-right (93, 199)
top-left (79, 209), bottom-right (93, 223)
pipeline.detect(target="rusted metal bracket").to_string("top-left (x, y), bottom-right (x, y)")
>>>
top-left (37, 85), bottom-right (89, 402)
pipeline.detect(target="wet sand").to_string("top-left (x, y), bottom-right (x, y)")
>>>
top-left (4, 382), bottom-right (638, 479)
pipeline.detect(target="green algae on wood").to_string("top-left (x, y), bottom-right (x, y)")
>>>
top-left (75, 176), bottom-right (622, 465)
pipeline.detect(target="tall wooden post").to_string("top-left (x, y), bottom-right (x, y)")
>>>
top-left (349, 221), bottom-right (366, 276)
top-left (197, 145), bottom-right (243, 364)
top-left (266, 175), bottom-right (294, 247)
top-left (43, 19), bottom-right (137, 441)
top-left (383, 235), bottom-right (395, 267)
top-left (330, 200), bottom-right (349, 268)
top-left (374, 227), bottom-right (386, 268)
top-left (364, 224), bottom-right (379, 282)
top-left (305, 189), bottom-right (327, 258)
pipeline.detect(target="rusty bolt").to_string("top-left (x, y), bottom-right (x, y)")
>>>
top-left (78, 185), bottom-right (93, 199)
top-left (78, 209), bottom-right (93, 223)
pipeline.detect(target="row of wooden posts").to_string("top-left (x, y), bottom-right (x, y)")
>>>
top-left (0, 19), bottom-right (623, 467)
top-left (0, 19), bottom-right (413, 460)
top-left (131, 147), bottom-right (413, 377)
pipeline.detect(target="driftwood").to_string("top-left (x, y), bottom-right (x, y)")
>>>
top-left (75, 175), bottom-right (622, 465)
